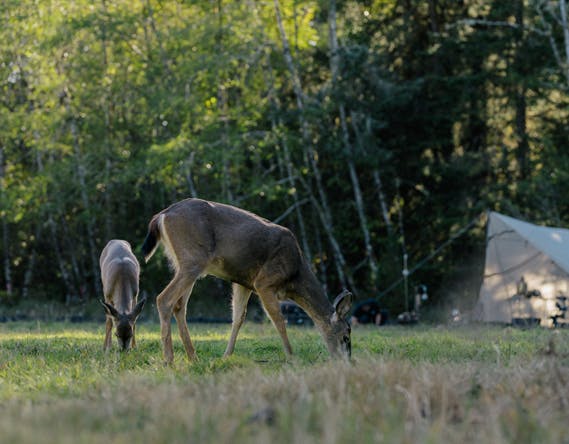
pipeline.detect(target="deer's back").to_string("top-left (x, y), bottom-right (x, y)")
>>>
top-left (100, 240), bottom-right (140, 296)
top-left (161, 199), bottom-right (305, 288)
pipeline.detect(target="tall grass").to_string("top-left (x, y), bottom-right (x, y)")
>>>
top-left (0, 322), bottom-right (567, 443)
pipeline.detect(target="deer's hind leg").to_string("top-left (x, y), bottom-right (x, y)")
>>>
top-left (223, 283), bottom-right (252, 357)
top-left (156, 272), bottom-right (199, 364)
top-left (173, 281), bottom-right (198, 361)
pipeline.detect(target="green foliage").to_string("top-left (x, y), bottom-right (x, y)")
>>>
top-left (1, 0), bottom-right (569, 316)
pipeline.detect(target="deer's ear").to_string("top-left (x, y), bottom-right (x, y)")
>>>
top-left (333, 290), bottom-right (353, 319)
top-left (131, 297), bottom-right (146, 320)
top-left (100, 300), bottom-right (119, 318)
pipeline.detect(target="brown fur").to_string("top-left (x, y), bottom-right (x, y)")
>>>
top-left (142, 198), bottom-right (352, 364)
top-left (99, 239), bottom-right (146, 351)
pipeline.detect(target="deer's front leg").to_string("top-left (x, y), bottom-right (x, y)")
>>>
top-left (103, 316), bottom-right (113, 351)
top-left (257, 287), bottom-right (293, 357)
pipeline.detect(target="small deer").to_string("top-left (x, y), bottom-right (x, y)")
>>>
top-left (99, 239), bottom-right (146, 351)
top-left (141, 198), bottom-right (353, 364)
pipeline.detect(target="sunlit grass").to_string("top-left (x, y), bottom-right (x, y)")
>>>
top-left (0, 321), bottom-right (567, 443)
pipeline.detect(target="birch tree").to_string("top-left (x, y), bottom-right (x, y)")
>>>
top-left (273, 0), bottom-right (356, 293)
top-left (458, 0), bottom-right (569, 90)
top-left (0, 146), bottom-right (12, 298)
top-left (62, 89), bottom-right (102, 298)
top-left (328, 0), bottom-right (379, 288)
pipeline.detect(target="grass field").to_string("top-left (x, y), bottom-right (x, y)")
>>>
top-left (0, 321), bottom-right (568, 443)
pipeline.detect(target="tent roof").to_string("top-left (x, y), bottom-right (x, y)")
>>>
top-left (490, 212), bottom-right (569, 274)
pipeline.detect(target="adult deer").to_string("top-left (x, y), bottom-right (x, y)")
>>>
top-left (99, 239), bottom-right (146, 351)
top-left (141, 198), bottom-right (353, 364)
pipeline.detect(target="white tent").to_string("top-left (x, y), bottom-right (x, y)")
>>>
top-left (477, 212), bottom-right (569, 326)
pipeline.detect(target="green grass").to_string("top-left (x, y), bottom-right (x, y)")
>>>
top-left (0, 321), bottom-right (568, 443)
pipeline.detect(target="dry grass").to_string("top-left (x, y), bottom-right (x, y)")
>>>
top-left (0, 322), bottom-right (567, 443)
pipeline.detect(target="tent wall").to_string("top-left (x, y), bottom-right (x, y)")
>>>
top-left (477, 213), bottom-right (569, 326)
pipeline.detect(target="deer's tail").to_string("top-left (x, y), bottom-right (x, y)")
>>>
top-left (141, 214), bottom-right (162, 263)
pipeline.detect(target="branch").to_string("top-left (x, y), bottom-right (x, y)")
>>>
top-left (272, 198), bottom-right (309, 224)
top-left (560, 0), bottom-right (569, 72)
top-left (449, 18), bottom-right (550, 37)
top-left (452, 10), bottom-right (569, 90)
top-left (536, 4), bottom-right (565, 70)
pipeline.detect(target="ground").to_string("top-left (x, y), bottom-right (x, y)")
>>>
top-left (0, 321), bottom-right (567, 443)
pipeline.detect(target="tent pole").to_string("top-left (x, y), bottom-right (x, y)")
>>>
top-left (378, 212), bottom-right (484, 300)
top-left (403, 253), bottom-right (409, 312)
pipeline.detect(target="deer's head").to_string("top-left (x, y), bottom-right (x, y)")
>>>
top-left (325, 290), bottom-right (353, 358)
top-left (101, 298), bottom-right (146, 351)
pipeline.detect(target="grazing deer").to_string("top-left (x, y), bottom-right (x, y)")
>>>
top-left (141, 198), bottom-right (353, 364)
top-left (99, 239), bottom-right (146, 351)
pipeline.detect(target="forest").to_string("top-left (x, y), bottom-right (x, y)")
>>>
top-left (1, 0), bottom-right (569, 317)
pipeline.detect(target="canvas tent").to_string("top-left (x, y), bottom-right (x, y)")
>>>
top-left (477, 212), bottom-right (569, 326)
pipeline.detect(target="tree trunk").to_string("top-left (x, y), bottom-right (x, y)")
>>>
top-left (22, 146), bottom-right (46, 299)
top-left (313, 209), bottom-right (329, 296)
top-left (395, 179), bottom-right (409, 311)
top-left (560, 0), bottom-right (569, 87)
top-left (514, 0), bottom-right (529, 180)
top-left (296, 172), bottom-right (357, 294)
top-left (48, 216), bottom-right (77, 302)
top-left (273, 0), bottom-right (355, 293)
top-left (34, 133), bottom-right (78, 300)
top-left (101, 0), bottom-right (114, 239)
top-left (59, 214), bottom-right (87, 303)
top-left (64, 93), bottom-right (101, 298)
top-left (185, 152), bottom-right (199, 198)
top-left (350, 112), bottom-right (394, 236)
top-left (0, 146), bottom-right (12, 298)
top-left (281, 137), bottom-right (312, 260)
top-left (259, 22), bottom-right (313, 262)
top-left (329, 0), bottom-right (378, 288)
top-left (145, 0), bottom-right (174, 81)
top-left (427, 0), bottom-right (439, 33)
top-left (1, 211), bottom-right (11, 298)
top-left (216, 0), bottom-right (234, 203)
top-left (22, 223), bottom-right (42, 299)
top-left (373, 170), bottom-right (393, 235)
top-left (219, 85), bottom-right (234, 203)
top-left (101, 0), bottom-right (114, 240)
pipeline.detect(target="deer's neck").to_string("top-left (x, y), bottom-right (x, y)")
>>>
top-left (292, 264), bottom-right (334, 327)
top-left (114, 280), bottom-right (135, 314)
